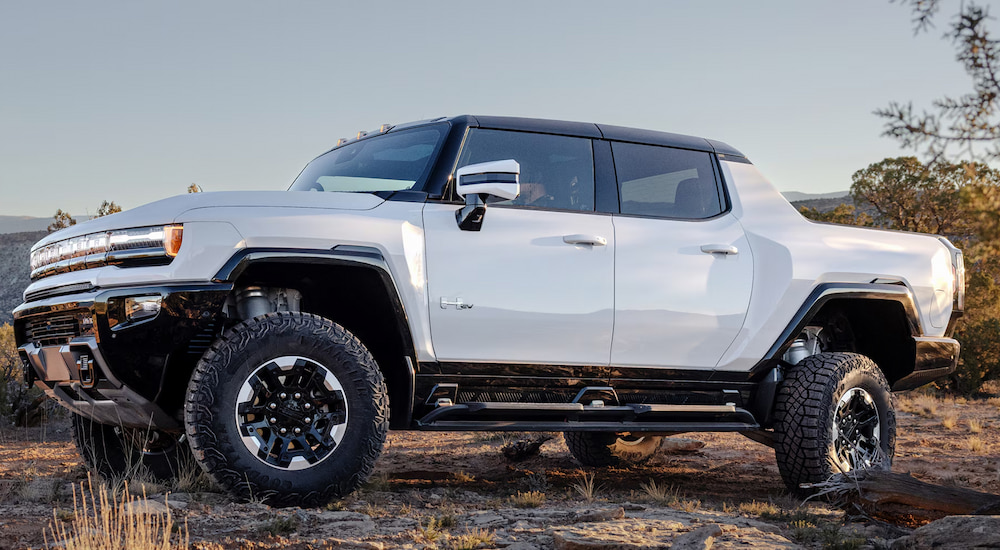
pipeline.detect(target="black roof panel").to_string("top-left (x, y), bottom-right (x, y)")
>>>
top-left (448, 115), bottom-right (746, 158)
top-left (469, 115), bottom-right (603, 138)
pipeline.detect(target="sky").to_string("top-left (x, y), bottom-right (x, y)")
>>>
top-left (0, 1), bottom-right (971, 218)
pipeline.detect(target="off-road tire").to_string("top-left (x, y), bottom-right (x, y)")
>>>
top-left (564, 432), bottom-right (663, 467)
top-left (71, 413), bottom-right (189, 482)
top-left (184, 312), bottom-right (388, 507)
top-left (773, 352), bottom-right (895, 494)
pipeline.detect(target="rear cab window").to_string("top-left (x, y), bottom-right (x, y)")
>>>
top-left (611, 142), bottom-right (724, 219)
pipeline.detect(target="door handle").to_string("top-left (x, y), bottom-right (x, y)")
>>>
top-left (700, 244), bottom-right (739, 255)
top-left (563, 234), bottom-right (607, 246)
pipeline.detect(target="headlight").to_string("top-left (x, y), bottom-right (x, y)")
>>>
top-left (30, 224), bottom-right (184, 280)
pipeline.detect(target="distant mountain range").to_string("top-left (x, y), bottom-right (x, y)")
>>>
top-left (0, 215), bottom-right (91, 235)
top-left (0, 230), bottom-right (46, 325)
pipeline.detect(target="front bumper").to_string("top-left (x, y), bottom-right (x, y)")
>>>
top-left (14, 282), bottom-right (231, 430)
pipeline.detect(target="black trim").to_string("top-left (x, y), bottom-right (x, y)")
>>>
top-left (593, 140), bottom-right (619, 213)
top-left (213, 246), bottom-right (386, 283)
top-left (460, 172), bottom-right (518, 185)
top-left (743, 283), bottom-right (922, 381)
top-left (24, 281), bottom-right (97, 303)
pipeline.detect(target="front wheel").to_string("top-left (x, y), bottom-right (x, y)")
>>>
top-left (184, 312), bottom-right (389, 507)
top-left (564, 432), bottom-right (663, 467)
top-left (773, 352), bottom-right (895, 494)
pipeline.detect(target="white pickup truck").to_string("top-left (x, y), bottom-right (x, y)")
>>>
top-left (14, 116), bottom-right (963, 505)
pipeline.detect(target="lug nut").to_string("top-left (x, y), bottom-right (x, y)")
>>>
top-left (304, 417), bottom-right (312, 424)
top-left (294, 392), bottom-right (301, 399)
top-left (269, 403), bottom-right (277, 410)
top-left (280, 392), bottom-right (287, 399)
top-left (294, 427), bottom-right (301, 434)
top-left (279, 427), bottom-right (287, 435)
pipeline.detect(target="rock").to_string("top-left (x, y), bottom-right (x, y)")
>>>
top-left (891, 515), bottom-right (1000, 549)
top-left (126, 499), bottom-right (171, 516)
top-left (502, 435), bottom-right (554, 462)
top-left (671, 524), bottom-right (722, 550)
top-left (466, 511), bottom-right (507, 528)
top-left (376, 517), bottom-right (418, 532)
top-left (572, 508), bottom-right (625, 523)
top-left (660, 438), bottom-right (706, 454)
top-left (551, 518), bottom-right (685, 549)
top-left (308, 510), bottom-right (376, 538)
top-left (505, 543), bottom-right (541, 550)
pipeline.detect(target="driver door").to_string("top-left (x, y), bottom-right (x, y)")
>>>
top-left (423, 129), bottom-right (614, 372)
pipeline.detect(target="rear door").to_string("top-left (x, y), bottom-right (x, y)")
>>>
top-left (610, 142), bottom-right (754, 370)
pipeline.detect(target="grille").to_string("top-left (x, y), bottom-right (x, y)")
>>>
top-left (24, 314), bottom-right (81, 346)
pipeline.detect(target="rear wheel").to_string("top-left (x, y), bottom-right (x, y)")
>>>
top-left (71, 413), bottom-right (189, 482)
top-left (564, 432), bottom-right (663, 467)
top-left (773, 352), bottom-right (895, 494)
top-left (184, 312), bottom-right (388, 507)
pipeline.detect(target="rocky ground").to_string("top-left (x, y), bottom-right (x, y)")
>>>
top-left (0, 392), bottom-right (998, 549)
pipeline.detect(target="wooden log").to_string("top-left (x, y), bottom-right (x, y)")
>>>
top-left (811, 470), bottom-right (1000, 524)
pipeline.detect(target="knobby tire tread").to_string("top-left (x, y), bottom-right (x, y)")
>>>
top-left (184, 311), bottom-right (388, 507)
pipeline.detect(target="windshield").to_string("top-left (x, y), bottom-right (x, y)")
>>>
top-left (289, 124), bottom-right (447, 193)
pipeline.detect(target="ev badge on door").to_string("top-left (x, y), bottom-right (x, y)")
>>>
top-left (440, 297), bottom-right (473, 310)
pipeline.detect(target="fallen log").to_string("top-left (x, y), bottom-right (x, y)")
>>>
top-left (809, 470), bottom-right (1000, 524)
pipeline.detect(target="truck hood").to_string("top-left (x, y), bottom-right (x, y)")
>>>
top-left (35, 191), bottom-right (385, 249)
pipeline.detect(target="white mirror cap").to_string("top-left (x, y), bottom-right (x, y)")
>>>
top-left (456, 159), bottom-right (520, 200)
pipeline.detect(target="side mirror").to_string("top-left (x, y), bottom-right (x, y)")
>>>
top-left (454, 159), bottom-right (520, 231)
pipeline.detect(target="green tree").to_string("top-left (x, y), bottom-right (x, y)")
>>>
top-left (799, 203), bottom-right (873, 226)
top-left (94, 200), bottom-right (122, 217)
top-left (878, 2), bottom-right (1000, 394)
top-left (878, 1), bottom-right (1000, 163)
top-left (849, 157), bottom-right (1000, 236)
top-left (47, 209), bottom-right (76, 232)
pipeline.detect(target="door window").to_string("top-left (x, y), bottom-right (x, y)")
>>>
top-left (612, 142), bottom-right (723, 219)
top-left (456, 129), bottom-right (595, 211)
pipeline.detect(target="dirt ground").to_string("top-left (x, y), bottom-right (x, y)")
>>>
top-left (0, 392), bottom-right (997, 549)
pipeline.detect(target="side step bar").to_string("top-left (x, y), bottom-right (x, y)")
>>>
top-left (415, 401), bottom-right (758, 432)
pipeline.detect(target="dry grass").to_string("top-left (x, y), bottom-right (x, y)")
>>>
top-left (451, 471), bottom-right (475, 484)
top-left (987, 397), bottom-right (1000, 409)
top-left (735, 500), bottom-right (782, 517)
top-left (571, 472), bottom-right (600, 502)
top-left (968, 418), bottom-right (984, 433)
top-left (638, 479), bottom-right (701, 511)
top-left (45, 475), bottom-right (187, 550)
top-left (639, 479), bottom-right (677, 505)
top-left (968, 436), bottom-right (986, 454)
top-left (447, 527), bottom-right (496, 550)
top-left (942, 414), bottom-right (958, 429)
top-left (509, 490), bottom-right (545, 508)
top-left (913, 394), bottom-right (940, 418)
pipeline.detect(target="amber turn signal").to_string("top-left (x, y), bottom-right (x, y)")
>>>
top-left (163, 224), bottom-right (184, 257)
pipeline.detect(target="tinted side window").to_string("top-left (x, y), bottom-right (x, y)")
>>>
top-left (612, 142), bottom-right (723, 219)
top-left (456, 129), bottom-right (595, 211)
